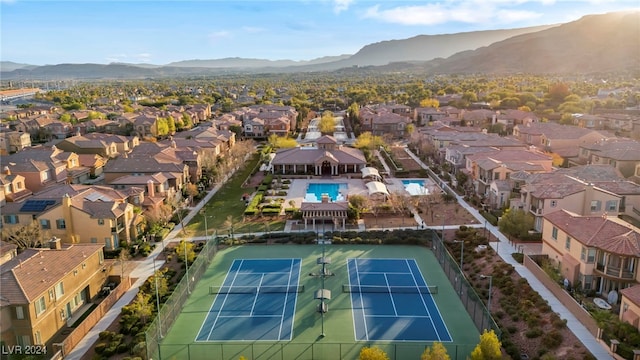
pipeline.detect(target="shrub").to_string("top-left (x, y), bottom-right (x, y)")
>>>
top-left (525, 327), bottom-right (543, 338)
top-left (541, 330), bottom-right (563, 349)
top-left (94, 343), bottom-right (107, 354)
top-left (117, 343), bottom-right (129, 353)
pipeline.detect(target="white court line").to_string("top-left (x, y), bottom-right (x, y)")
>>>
top-left (206, 259), bottom-right (245, 340)
top-left (218, 315), bottom-right (282, 318)
top-left (249, 273), bottom-right (265, 315)
top-left (364, 314), bottom-right (432, 318)
top-left (277, 259), bottom-right (295, 340)
top-left (195, 259), bottom-right (238, 341)
top-left (354, 259), bottom-right (370, 341)
top-left (384, 273), bottom-right (398, 316)
top-left (406, 259), bottom-right (441, 342)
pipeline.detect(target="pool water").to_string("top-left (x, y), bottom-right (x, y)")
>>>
top-left (402, 180), bottom-right (429, 196)
top-left (305, 183), bottom-right (347, 202)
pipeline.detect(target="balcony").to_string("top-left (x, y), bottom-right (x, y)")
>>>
top-left (529, 205), bottom-right (543, 215)
top-left (595, 263), bottom-right (635, 279)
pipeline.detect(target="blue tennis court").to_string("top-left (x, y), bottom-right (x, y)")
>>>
top-left (196, 258), bottom-right (301, 341)
top-left (347, 258), bottom-right (452, 342)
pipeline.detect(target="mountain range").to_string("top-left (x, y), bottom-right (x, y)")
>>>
top-left (1, 10), bottom-right (638, 80)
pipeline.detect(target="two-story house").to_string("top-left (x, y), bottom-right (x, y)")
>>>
top-left (571, 138), bottom-right (640, 179)
top-left (1, 131), bottom-right (31, 155)
top-left (512, 165), bottom-right (640, 231)
top-left (0, 167), bottom-right (32, 204)
top-left (541, 210), bottom-right (640, 297)
top-left (0, 184), bottom-right (138, 248)
top-left (465, 148), bottom-right (553, 198)
top-left (0, 240), bottom-right (108, 353)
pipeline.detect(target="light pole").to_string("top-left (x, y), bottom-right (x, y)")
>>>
top-left (185, 240), bottom-right (191, 294)
top-left (480, 275), bottom-right (493, 311)
top-left (153, 257), bottom-right (162, 338)
top-left (201, 209), bottom-right (208, 240)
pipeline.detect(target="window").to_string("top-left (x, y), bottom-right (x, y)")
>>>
top-left (4, 215), bottom-right (19, 224)
top-left (15, 306), bottom-right (24, 320)
top-left (35, 296), bottom-right (46, 316)
top-left (98, 218), bottom-right (104, 225)
top-left (56, 219), bottom-right (66, 229)
top-left (48, 289), bottom-right (55, 301)
top-left (565, 236), bottom-right (571, 250)
top-left (91, 237), bottom-right (97, 243)
top-left (552, 227), bottom-right (558, 240)
top-left (34, 331), bottom-right (42, 345)
top-left (55, 282), bottom-right (64, 299)
top-left (40, 219), bottom-right (51, 229)
top-left (590, 200), bottom-right (601, 212)
top-left (581, 247), bottom-right (586, 261)
top-left (550, 200), bottom-right (557, 208)
top-left (606, 200), bottom-right (617, 212)
top-left (587, 249), bottom-right (596, 263)
top-left (99, 250), bottom-right (104, 264)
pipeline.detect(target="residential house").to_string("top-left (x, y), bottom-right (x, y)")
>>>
top-left (513, 122), bottom-right (613, 167)
top-left (619, 286), bottom-right (640, 331)
top-left (571, 138), bottom-right (640, 179)
top-left (109, 173), bottom-right (169, 211)
top-left (271, 135), bottom-right (366, 176)
top-left (464, 148), bottom-right (553, 198)
top-left (0, 240), bottom-right (109, 353)
top-left (54, 134), bottom-right (119, 158)
top-left (2, 146), bottom-right (75, 193)
top-left (0, 240), bottom-right (17, 265)
top-left (414, 107), bottom-right (446, 125)
top-left (0, 167), bottom-right (32, 204)
top-left (511, 165), bottom-right (640, 231)
top-left (1, 131), bottom-right (31, 154)
top-left (0, 184), bottom-right (138, 248)
top-left (359, 108), bottom-right (411, 138)
top-left (541, 210), bottom-right (640, 296)
top-left (461, 109), bottom-right (494, 127)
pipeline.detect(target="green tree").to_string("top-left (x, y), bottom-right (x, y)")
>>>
top-left (469, 329), bottom-right (502, 360)
top-left (421, 342), bottom-right (450, 360)
top-left (420, 98), bottom-right (440, 108)
top-left (176, 239), bottom-right (196, 264)
top-left (128, 292), bottom-right (154, 325)
top-left (145, 268), bottom-right (169, 301)
top-left (354, 132), bottom-right (384, 151)
top-left (59, 113), bottom-right (72, 123)
top-left (155, 117), bottom-right (169, 137)
top-left (318, 110), bottom-right (336, 134)
top-left (498, 209), bottom-right (534, 239)
top-left (359, 346), bottom-right (389, 360)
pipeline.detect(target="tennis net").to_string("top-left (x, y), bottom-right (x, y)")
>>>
top-left (209, 285), bottom-right (305, 294)
top-left (342, 284), bottom-right (438, 294)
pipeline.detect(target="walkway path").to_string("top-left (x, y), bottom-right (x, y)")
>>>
top-left (403, 146), bottom-right (613, 359)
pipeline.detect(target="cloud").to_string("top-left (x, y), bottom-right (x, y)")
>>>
top-left (208, 31), bottom-right (231, 41)
top-left (105, 53), bottom-right (152, 64)
top-left (333, 0), bottom-right (353, 13)
top-left (361, 1), bottom-right (543, 26)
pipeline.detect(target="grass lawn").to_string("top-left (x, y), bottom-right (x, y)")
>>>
top-left (184, 153), bottom-right (286, 237)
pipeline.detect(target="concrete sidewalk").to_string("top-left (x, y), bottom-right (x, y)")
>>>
top-left (404, 146), bottom-right (614, 359)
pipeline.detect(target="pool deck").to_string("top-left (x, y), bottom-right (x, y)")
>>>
top-left (286, 178), bottom-right (369, 208)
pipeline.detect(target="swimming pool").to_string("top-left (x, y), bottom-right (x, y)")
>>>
top-left (402, 179), bottom-right (429, 196)
top-left (305, 183), bottom-right (347, 202)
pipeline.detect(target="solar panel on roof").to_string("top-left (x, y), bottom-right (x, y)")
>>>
top-left (20, 199), bottom-right (55, 212)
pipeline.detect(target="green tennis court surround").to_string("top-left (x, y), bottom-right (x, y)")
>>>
top-left (209, 285), bottom-right (305, 294)
top-left (342, 284), bottom-right (438, 294)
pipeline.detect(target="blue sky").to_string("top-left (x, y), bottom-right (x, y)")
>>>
top-left (1, 0), bottom-right (638, 65)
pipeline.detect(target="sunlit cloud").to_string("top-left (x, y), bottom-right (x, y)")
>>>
top-left (208, 31), bottom-right (231, 41)
top-left (361, 2), bottom-right (543, 26)
top-left (333, 0), bottom-right (353, 13)
top-left (105, 53), bottom-right (152, 64)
